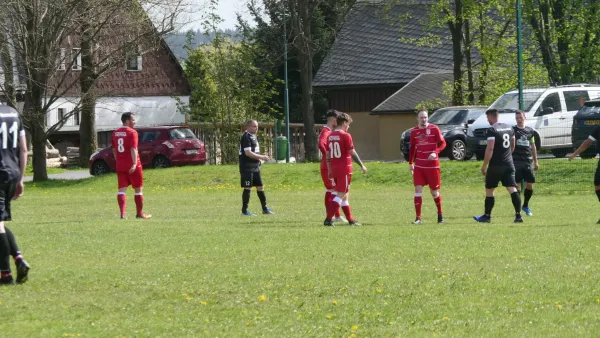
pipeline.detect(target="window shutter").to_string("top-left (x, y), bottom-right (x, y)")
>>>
top-left (137, 55), bottom-right (143, 71)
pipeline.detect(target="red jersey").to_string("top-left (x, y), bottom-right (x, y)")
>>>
top-left (112, 126), bottom-right (142, 173)
top-left (328, 129), bottom-right (354, 175)
top-left (408, 123), bottom-right (446, 169)
top-left (318, 126), bottom-right (332, 170)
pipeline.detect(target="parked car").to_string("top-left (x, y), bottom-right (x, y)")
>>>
top-left (89, 126), bottom-right (206, 175)
top-left (467, 84), bottom-right (600, 159)
top-left (571, 99), bottom-right (600, 158)
top-left (400, 106), bottom-right (487, 161)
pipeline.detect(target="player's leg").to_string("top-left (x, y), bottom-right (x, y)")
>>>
top-left (413, 168), bottom-right (425, 224)
top-left (241, 172), bottom-right (255, 216)
top-left (339, 176), bottom-right (359, 225)
top-left (522, 165), bottom-right (535, 216)
top-left (428, 169), bottom-right (443, 223)
top-left (116, 172), bottom-right (129, 218)
top-left (322, 169), bottom-right (343, 221)
top-left (0, 185), bottom-right (13, 285)
top-left (474, 168), bottom-right (498, 222)
top-left (255, 171), bottom-right (273, 214)
top-left (132, 169), bottom-right (151, 219)
top-left (3, 181), bottom-right (28, 283)
top-left (594, 166), bottom-right (600, 223)
top-left (503, 168), bottom-right (522, 223)
top-left (325, 174), bottom-right (344, 226)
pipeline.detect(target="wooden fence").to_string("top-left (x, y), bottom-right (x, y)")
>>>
top-left (187, 122), bottom-right (324, 164)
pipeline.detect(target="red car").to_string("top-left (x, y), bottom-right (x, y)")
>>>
top-left (89, 126), bottom-right (206, 175)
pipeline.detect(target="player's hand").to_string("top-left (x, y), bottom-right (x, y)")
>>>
top-left (534, 162), bottom-right (539, 171)
top-left (568, 154), bottom-right (576, 161)
top-left (480, 165), bottom-right (487, 176)
top-left (428, 152), bottom-right (437, 160)
top-left (361, 165), bottom-right (367, 174)
top-left (328, 172), bottom-right (332, 180)
top-left (262, 155), bottom-right (270, 161)
top-left (13, 181), bottom-right (24, 200)
top-left (129, 165), bottom-right (136, 174)
top-left (409, 164), bottom-right (414, 175)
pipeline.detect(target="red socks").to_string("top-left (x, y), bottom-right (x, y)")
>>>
top-left (414, 196), bottom-right (422, 219)
top-left (134, 194), bottom-right (144, 216)
top-left (117, 193), bottom-right (126, 217)
top-left (434, 195), bottom-right (443, 215)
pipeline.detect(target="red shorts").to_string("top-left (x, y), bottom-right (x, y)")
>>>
top-left (320, 168), bottom-right (335, 190)
top-left (332, 172), bottom-right (352, 193)
top-left (117, 167), bottom-right (143, 189)
top-left (413, 167), bottom-right (441, 190)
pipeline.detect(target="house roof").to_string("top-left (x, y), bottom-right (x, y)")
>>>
top-left (313, 0), bottom-right (455, 88)
top-left (372, 72), bottom-right (453, 113)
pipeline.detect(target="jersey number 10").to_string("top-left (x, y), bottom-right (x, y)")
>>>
top-left (0, 122), bottom-right (19, 149)
top-left (329, 142), bottom-right (341, 159)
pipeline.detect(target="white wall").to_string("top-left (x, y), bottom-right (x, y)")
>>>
top-left (45, 96), bottom-right (189, 132)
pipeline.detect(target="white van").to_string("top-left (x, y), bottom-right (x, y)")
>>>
top-left (466, 84), bottom-right (600, 159)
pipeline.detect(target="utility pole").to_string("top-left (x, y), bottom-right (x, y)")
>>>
top-left (283, 3), bottom-right (291, 162)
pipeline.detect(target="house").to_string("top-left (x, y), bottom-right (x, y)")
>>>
top-left (0, 18), bottom-right (190, 155)
top-left (313, 0), bottom-right (457, 161)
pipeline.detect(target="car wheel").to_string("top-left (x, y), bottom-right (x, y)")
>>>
top-left (449, 139), bottom-right (467, 161)
top-left (152, 155), bottom-right (171, 169)
top-left (551, 148), bottom-right (568, 158)
top-left (464, 150), bottom-right (474, 160)
top-left (91, 160), bottom-right (110, 176)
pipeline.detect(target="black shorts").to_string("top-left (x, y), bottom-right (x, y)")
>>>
top-left (240, 171), bottom-right (263, 188)
top-left (485, 166), bottom-right (517, 189)
top-left (514, 162), bottom-right (536, 184)
top-left (0, 179), bottom-right (17, 222)
top-left (594, 165), bottom-right (600, 186)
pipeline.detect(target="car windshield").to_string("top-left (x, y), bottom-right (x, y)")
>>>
top-left (489, 92), bottom-right (541, 111)
top-left (576, 104), bottom-right (600, 117)
top-left (169, 128), bottom-right (197, 140)
top-left (428, 109), bottom-right (468, 125)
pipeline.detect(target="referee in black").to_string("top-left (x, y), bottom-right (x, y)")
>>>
top-left (239, 120), bottom-right (273, 216)
top-left (0, 105), bottom-right (30, 285)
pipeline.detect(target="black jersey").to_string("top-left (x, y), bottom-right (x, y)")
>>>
top-left (239, 130), bottom-right (260, 172)
top-left (0, 106), bottom-right (25, 181)
top-left (485, 122), bottom-right (514, 167)
top-left (512, 126), bottom-right (536, 164)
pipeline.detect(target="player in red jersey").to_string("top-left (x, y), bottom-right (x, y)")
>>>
top-left (111, 113), bottom-right (151, 219)
top-left (408, 109), bottom-right (447, 224)
top-left (318, 110), bottom-right (345, 223)
top-left (325, 113), bottom-right (367, 226)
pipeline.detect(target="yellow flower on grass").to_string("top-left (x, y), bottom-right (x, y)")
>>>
top-left (258, 295), bottom-right (267, 302)
top-left (596, 297), bottom-right (600, 304)
top-left (332, 300), bottom-right (338, 305)
top-left (351, 325), bottom-right (360, 331)
top-left (326, 314), bottom-right (334, 319)
top-left (200, 301), bottom-right (207, 305)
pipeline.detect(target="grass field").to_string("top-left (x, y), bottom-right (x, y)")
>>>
top-left (2, 161), bottom-right (600, 336)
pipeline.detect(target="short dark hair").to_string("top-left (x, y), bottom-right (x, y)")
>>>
top-left (326, 109), bottom-right (340, 119)
top-left (515, 110), bottom-right (525, 115)
top-left (246, 119), bottom-right (257, 127)
top-left (121, 112), bottom-right (133, 124)
top-left (336, 112), bottom-right (353, 126)
top-left (485, 109), bottom-right (499, 117)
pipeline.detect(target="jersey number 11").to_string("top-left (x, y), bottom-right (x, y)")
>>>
top-left (0, 122), bottom-right (19, 149)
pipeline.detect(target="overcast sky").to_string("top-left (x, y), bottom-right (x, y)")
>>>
top-left (184, 0), bottom-right (255, 31)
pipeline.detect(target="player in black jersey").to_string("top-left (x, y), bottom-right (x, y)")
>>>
top-left (0, 105), bottom-right (30, 285)
top-left (474, 109), bottom-right (523, 223)
top-left (513, 111), bottom-right (539, 216)
top-left (569, 125), bottom-right (600, 223)
top-left (239, 120), bottom-right (273, 216)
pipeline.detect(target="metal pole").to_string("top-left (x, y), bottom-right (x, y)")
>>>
top-left (283, 4), bottom-right (291, 163)
top-left (517, 0), bottom-right (524, 110)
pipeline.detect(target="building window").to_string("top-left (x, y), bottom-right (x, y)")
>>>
top-left (74, 111), bottom-right (80, 125)
top-left (57, 48), bottom-right (66, 71)
top-left (126, 52), bottom-right (142, 71)
top-left (58, 108), bottom-right (66, 121)
top-left (72, 48), bottom-right (82, 70)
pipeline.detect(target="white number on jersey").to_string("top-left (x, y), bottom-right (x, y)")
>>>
top-left (117, 138), bottom-right (125, 153)
top-left (502, 133), bottom-right (510, 148)
top-left (0, 122), bottom-right (19, 149)
top-left (329, 142), bottom-right (341, 158)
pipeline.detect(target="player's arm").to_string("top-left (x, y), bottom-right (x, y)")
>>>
top-left (531, 136), bottom-right (539, 170)
top-left (481, 129), bottom-right (495, 175)
top-left (326, 149), bottom-right (332, 178)
top-left (14, 127), bottom-right (27, 199)
top-left (436, 127), bottom-right (447, 153)
top-left (318, 132), bottom-right (327, 155)
top-left (510, 135), bottom-right (515, 152)
top-left (350, 149), bottom-right (366, 173)
top-left (408, 130), bottom-right (416, 172)
top-left (569, 139), bottom-right (594, 160)
top-left (242, 135), bottom-right (268, 161)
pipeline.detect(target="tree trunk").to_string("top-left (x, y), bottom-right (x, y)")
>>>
top-left (78, 19), bottom-right (98, 167)
top-left (528, 1), bottom-right (560, 85)
top-left (552, 1), bottom-right (570, 84)
top-left (464, 19), bottom-right (474, 104)
top-left (30, 121), bottom-right (48, 181)
top-left (448, 0), bottom-right (464, 106)
top-left (0, 38), bottom-right (16, 109)
top-left (294, 0), bottom-right (318, 162)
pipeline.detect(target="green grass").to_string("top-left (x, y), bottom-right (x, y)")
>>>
top-left (3, 162), bottom-right (600, 336)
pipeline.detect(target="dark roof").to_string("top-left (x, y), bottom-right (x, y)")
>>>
top-left (313, 0), bottom-right (455, 88)
top-left (372, 72), bottom-right (454, 113)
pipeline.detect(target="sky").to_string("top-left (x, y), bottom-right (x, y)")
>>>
top-left (185, 0), bottom-right (255, 31)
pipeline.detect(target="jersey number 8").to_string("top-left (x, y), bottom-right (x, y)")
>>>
top-left (329, 142), bottom-right (341, 159)
top-left (502, 134), bottom-right (510, 148)
top-left (0, 122), bottom-right (19, 149)
top-left (117, 138), bottom-right (125, 153)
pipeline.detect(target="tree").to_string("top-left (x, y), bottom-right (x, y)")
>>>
top-left (183, 0), bottom-right (279, 164)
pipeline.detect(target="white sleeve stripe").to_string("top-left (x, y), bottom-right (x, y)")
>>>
top-left (487, 137), bottom-right (495, 141)
top-left (589, 135), bottom-right (597, 141)
top-left (19, 130), bottom-right (26, 136)
top-left (243, 147), bottom-right (251, 151)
